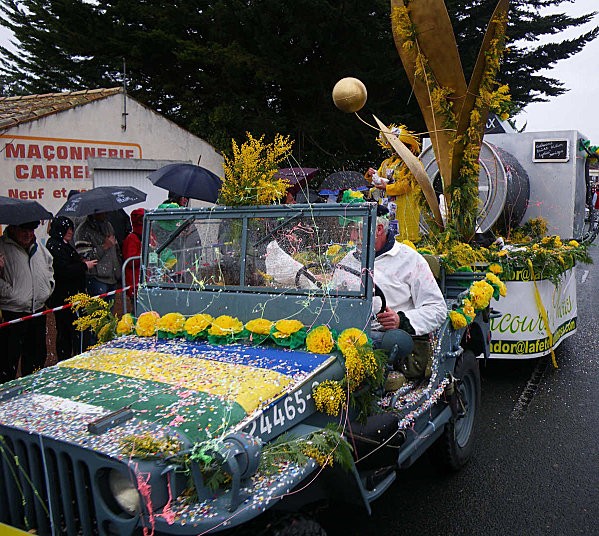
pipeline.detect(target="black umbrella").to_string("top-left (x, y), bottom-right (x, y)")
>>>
top-left (148, 163), bottom-right (222, 203)
top-left (318, 171), bottom-right (369, 196)
top-left (0, 196), bottom-right (53, 225)
top-left (56, 186), bottom-right (147, 217)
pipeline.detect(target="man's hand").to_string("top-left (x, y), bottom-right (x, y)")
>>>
top-left (102, 235), bottom-right (117, 250)
top-left (376, 307), bottom-right (400, 330)
top-left (84, 259), bottom-right (98, 270)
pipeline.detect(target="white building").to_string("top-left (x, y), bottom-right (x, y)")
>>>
top-left (0, 88), bottom-right (223, 229)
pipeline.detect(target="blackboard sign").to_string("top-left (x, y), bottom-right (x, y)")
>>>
top-left (533, 139), bottom-right (569, 162)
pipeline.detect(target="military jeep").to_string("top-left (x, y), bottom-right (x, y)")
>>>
top-left (0, 203), bottom-right (490, 535)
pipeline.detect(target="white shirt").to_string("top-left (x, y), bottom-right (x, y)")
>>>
top-left (373, 242), bottom-right (446, 335)
top-left (331, 242), bottom-right (447, 336)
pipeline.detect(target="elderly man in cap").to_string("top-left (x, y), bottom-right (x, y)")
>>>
top-left (0, 220), bottom-right (54, 383)
top-left (333, 202), bottom-right (446, 338)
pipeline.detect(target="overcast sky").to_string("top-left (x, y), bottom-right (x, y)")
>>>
top-left (517, 0), bottom-right (599, 143)
top-left (1, 2), bottom-right (598, 143)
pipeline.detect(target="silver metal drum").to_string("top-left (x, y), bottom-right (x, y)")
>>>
top-left (420, 141), bottom-right (530, 234)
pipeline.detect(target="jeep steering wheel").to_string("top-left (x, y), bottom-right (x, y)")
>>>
top-left (335, 263), bottom-right (387, 314)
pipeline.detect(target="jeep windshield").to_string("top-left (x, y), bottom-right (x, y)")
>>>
top-left (143, 204), bottom-right (376, 294)
top-left (138, 203), bottom-right (378, 333)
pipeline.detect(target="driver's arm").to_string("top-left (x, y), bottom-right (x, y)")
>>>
top-left (402, 255), bottom-right (446, 335)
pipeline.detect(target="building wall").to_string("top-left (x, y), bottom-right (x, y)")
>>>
top-left (0, 94), bottom-right (223, 221)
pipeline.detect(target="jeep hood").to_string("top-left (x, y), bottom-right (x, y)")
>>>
top-left (0, 336), bottom-right (337, 457)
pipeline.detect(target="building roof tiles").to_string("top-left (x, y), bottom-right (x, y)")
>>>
top-left (0, 87), bottom-right (122, 130)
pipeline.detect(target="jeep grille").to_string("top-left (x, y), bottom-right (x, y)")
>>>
top-left (0, 426), bottom-right (99, 535)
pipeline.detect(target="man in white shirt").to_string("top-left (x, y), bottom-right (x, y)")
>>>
top-left (371, 213), bottom-right (446, 337)
top-left (333, 207), bottom-right (446, 338)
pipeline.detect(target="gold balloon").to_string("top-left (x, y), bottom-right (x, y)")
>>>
top-left (332, 77), bottom-right (367, 113)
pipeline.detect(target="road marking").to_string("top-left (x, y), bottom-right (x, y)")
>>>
top-left (509, 356), bottom-right (550, 421)
top-left (581, 270), bottom-right (589, 283)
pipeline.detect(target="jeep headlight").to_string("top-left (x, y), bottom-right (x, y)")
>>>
top-left (108, 469), bottom-right (141, 516)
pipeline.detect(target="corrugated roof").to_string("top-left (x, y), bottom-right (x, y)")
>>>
top-left (0, 87), bottom-right (122, 130)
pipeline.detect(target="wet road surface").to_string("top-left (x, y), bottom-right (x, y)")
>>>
top-left (323, 249), bottom-right (599, 536)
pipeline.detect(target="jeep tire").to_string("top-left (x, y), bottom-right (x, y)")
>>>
top-left (430, 349), bottom-right (481, 472)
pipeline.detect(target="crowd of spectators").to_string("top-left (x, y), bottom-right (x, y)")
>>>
top-left (0, 208), bottom-right (144, 383)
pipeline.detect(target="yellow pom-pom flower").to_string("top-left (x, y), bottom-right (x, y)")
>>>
top-left (136, 311), bottom-right (160, 337)
top-left (449, 310), bottom-right (468, 330)
top-left (469, 280), bottom-right (495, 310)
top-left (208, 315), bottom-right (244, 337)
top-left (306, 325), bottom-right (335, 354)
top-left (337, 328), bottom-right (368, 357)
top-left (485, 272), bottom-right (501, 286)
top-left (157, 312), bottom-right (186, 335)
top-left (462, 298), bottom-right (475, 320)
top-left (568, 240), bottom-right (579, 247)
top-left (488, 263), bottom-right (503, 274)
top-left (272, 319), bottom-right (304, 338)
top-left (116, 313), bottom-right (135, 336)
top-left (245, 318), bottom-right (273, 335)
top-left (326, 244), bottom-right (342, 257)
top-left (184, 314), bottom-right (213, 336)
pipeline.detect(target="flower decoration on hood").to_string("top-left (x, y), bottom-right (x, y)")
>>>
top-left (271, 319), bottom-right (306, 349)
top-left (157, 312), bottom-right (187, 339)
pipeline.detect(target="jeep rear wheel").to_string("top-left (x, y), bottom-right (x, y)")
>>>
top-left (431, 349), bottom-right (481, 472)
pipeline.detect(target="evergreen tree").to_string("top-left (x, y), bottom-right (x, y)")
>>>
top-left (0, 0), bottom-right (596, 171)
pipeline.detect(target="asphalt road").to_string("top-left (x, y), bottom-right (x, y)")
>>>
top-left (323, 248), bottom-right (599, 536)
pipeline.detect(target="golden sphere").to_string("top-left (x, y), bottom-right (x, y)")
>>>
top-left (332, 77), bottom-right (367, 113)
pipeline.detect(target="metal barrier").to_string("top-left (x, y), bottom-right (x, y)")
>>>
top-left (120, 255), bottom-right (140, 315)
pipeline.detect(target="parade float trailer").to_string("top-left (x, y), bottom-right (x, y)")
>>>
top-left (421, 128), bottom-right (590, 360)
top-left (0, 203), bottom-right (497, 535)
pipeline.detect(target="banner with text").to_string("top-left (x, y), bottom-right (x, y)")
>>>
top-left (489, 268), bottom-right (577, 359)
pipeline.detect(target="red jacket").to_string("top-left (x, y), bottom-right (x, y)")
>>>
top-left (123, 208), bottom-right (145, 298)
top-left (122, 232), bottom-right (141, 298)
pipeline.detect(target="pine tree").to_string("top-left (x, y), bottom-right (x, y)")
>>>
top-left (0, 1), bottom-right (597, 170)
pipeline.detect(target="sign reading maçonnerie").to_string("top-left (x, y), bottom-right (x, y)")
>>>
top-left (533, 139), bottom-right (569, 162)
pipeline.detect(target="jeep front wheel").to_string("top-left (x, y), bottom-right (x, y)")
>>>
top-left (431, 349), bottom-right (481, 472)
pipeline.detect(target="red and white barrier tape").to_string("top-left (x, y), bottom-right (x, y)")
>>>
top-left (0, 286), bottom-right (131, 330)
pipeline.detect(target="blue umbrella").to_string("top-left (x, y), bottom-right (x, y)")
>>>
top-left (148, 163), bottom-right (222, 203)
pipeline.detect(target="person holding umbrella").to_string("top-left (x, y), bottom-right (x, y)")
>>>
top-left (74, 212), bottom-right (122, 298)
top-left (0, 220), bottom-right (54, 382)
top-left (47, 217), bottom-right (97, 361)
